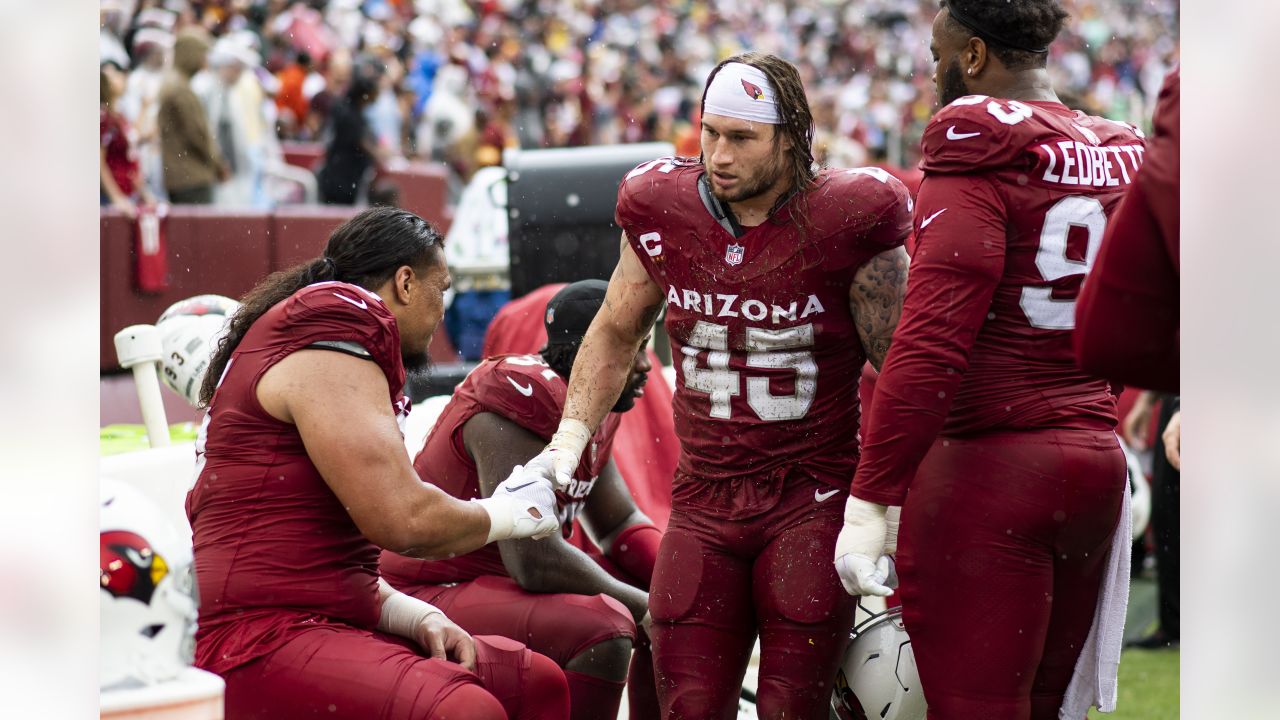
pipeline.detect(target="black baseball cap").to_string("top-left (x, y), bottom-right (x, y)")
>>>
top-left (544, 279), bottom-right (609, 347)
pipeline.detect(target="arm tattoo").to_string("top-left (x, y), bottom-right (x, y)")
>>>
top-left (850, 247), bottom-right (909, 371)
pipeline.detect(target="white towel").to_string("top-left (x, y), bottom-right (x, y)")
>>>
top-left (1059, 481), bottom-right (1132, 718)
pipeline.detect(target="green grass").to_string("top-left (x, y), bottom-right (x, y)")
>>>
top-left (1087, 647), bottom-right (1179, 720)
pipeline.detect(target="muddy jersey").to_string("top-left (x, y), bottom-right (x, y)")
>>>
top-left (380, 354), bottom-right (620, 585)
top-left (615, 159), bottom-right (910, 490)
top-left (186, 281), bottom-right (410, 674)
top-left (853, 97), bottom-right (1145, 505)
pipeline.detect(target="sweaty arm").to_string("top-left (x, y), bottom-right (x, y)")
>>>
top-left (582, 460), bottom-right (660, 591)
top-left (850, 174), bottom-right (1007, 506)
top-left (259, 349), bottom-right (552, 559)
top-left (532, 235), bottom-right (665, 485)
top-left (466, 412), bottom-right (649, 623)
top-left (849, 246), bottom-right (910, 371)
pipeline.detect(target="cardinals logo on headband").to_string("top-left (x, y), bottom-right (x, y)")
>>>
top-left (741, 79), bottom-right (764, 100)
top-left (101, 530), bottom-right (169, 605)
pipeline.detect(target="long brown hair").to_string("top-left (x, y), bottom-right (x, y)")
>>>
top-left (699, 52), bottom-right (818, 201)
top-left (199, 206), bottom-right (443, 407)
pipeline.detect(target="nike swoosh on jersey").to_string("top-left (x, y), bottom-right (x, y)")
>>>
top-left (507, 377), bottom-right (535, 396)
top-left (332, 292), bottom-right (368, 310)
top-left (920, 208), bottom-right (948, 229)
top-left (814, 488), bottom-right (842, 502)
top-left (946, 126), bottom-right (982, 140)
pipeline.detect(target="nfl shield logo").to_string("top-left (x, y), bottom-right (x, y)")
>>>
top-left (725, 243), bottom-right (745, 266)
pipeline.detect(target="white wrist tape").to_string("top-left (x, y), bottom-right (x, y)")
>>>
top-left (378, 587), bottom-right (443, 639)
top-left (475, 495), bottom-right (517, 543)
top-left (548, 418), bottom-right (592, 458)
top-left (834, 495), bottom-right (888, 561)
top-left (884, 505), bottom-right (901, 556)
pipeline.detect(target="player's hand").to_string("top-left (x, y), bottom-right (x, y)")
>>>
top-left (1122, 393), bottom-right (1154, 451)
top-left (1162, 410), bottom-right (1181, 470)
top-left (413, 612), bottom-right (476, 671)
top-left (834, 495), bottom-right (893, 597)
top-left (478, 465), bottom-right (560, 542)
top-left (524, 448), bottom-right (580, 490)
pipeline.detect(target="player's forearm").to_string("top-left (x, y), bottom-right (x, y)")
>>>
top-left (390, 485), bottom-right (493, 560)
top-left (562, 324), bottom-right (645, 432)
top-left (506, 541), bottom-right (649, 622)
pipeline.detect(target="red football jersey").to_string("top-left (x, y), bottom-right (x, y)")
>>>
top-left (379, 354), bottom-right (621, 585)
top-left (615, 159), bottom-right (911, 499)
top-left (852, 96), bottom-right (1146, 505)
top-left (186, 281), bottom-right (410, 674)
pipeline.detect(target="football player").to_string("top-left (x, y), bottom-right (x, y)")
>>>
top-left (1075, 67), bottom-right (1180, 393)
top-left (381, 279), bottom-right (662, 720)
top-left (187, 207), bottom-right (569, 719)
top-left (835, 2), bottom-right (1146, 718)
top-left (524, 53), bottom-right (913, 718)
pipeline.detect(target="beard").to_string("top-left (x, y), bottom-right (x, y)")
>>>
top-left (938, 58), bottom-right (970, 107)
top-left (402, 350), bottom-right (433, 382)
top-left (710, 151), bottom-right (789, 205)
top-left (610, 373), bottom-right (649, 413)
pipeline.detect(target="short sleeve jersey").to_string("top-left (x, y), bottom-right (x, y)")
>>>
top-left (380, 354), bottom-right (620, 586)
top-left (852, 96), bottom-right (1146, 504)
top-left (615, 159), bottom-right (910, 490)
top-left (185, 281), bottom-right (410, 674)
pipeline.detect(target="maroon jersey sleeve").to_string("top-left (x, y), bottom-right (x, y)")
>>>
top-left (283, 282), bottom-right (406, 391)
top-left (851, 173), bottom-right (1007, 505)
top-left (919, 96), bottom-right (1033, 174)
top-left (1073, 69), bottom-right (1179, 393)
top-left (468, 356), bottom-right (566, 442)
top-left (1137, 68), bottom-right (1179, 269)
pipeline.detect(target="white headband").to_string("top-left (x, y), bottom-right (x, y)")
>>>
top-left (703, 62), bottom-right (779, 125)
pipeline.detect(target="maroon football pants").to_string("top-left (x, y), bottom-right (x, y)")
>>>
top-left (221, 625), bottom-right (569, 719)
top-left (401, 574), bottom-right (654, 720)
top-left (897, 429), bottom-right (1125, 720)
top-left (649, 473), bottom-right (857, 719)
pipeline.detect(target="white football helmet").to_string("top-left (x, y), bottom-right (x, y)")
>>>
top-left (1119, 436), bottom-right (1152, 541)
top-left (100, 477), bottom-right (197, 690)
top-left (831, 604), bottom-right (927, 720)
top-left (156, 294), bottom-right (239, 407)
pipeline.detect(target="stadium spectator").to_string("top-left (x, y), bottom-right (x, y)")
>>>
top-left (158, 27), bottom-right (223, 204)
top-left (187, 206), bottom-right (570, 719)
top-left (100, 62), bottom-right (152, 218)
top-left (119, 29), bottom-right (170, 200)
top-left (839, 1), bottom-right (1149, 717)
top-left (382, 280), bottom-right (662, 720)
top-left (317, 62), bottom-right (386, 204)
top-left (274, 50), bottom-right (314, 137)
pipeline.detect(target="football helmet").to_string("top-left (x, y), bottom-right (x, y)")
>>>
top-left (831, 603), bottom-right (927, 720)
top-left (100, 477), bottom-right (197, 690)
top-left (155, 294), bottom-right (239, 407)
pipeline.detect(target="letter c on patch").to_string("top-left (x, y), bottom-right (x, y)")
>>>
top-left (638, 232), bottom-right (662, 257)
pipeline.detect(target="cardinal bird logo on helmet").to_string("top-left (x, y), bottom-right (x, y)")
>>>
top-left (101, 530), bottom-right (169, 604)
top-left (741, 79), bottom-right (764, 100)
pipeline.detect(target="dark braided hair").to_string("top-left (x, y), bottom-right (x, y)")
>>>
top-left (942, 0), bottom-right (1069, 71)
top-left (199, 206), bottom-right (443, 407)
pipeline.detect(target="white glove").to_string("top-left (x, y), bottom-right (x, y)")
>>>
top-left (526, 418), bottom-right (592, 488)
top-left (474, 465), bottom-right (560, 542)
top-left (833, 495), bottom-right (893, 597)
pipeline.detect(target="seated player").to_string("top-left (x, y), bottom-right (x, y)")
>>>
top-left (188, 207), bottom-right (569, 719)
top-left (382, 280), bottom-right (662, 720)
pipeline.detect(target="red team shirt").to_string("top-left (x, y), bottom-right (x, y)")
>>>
top-left (853, 96), bottom-right (1146, 505)
top-left (186, 281), bottom-right (411, 675)
top-left (615, 159), bottom-right (910, 513)
top-left (380, 354), bottom-right (621, 585)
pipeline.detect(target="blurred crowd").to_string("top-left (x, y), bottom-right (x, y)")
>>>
top-left (101, 0), bottom-right (1179, 211)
